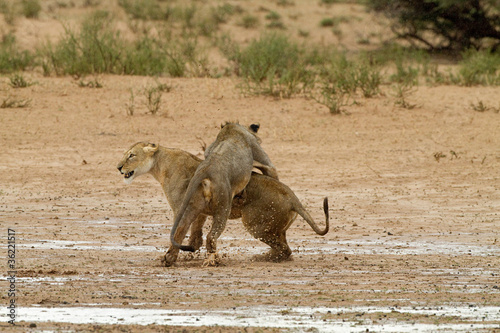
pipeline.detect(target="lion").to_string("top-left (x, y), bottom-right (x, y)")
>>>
top-left (168, 122), bottom-right (278, 266)
top-left (117, 143), bottom-right (329, 265)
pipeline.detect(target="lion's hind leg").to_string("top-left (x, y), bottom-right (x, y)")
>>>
top-left (187, 214), bottom-right (207, 252)
top-left (252, 233), bottom-right (292, 262)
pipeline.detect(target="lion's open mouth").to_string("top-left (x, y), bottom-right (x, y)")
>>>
top-left (124, 171), bottom-right (134, 179)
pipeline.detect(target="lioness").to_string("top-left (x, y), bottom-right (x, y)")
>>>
top-left (169, 122), bottom-right (278, 266)
top-left (117, 143), bottom-right (329, 265)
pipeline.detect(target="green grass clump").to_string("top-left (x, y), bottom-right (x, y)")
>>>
top-left (40, 11), bottom-right (206, 77)
top-left (320, 18), bottom-right (335, 27)
top-left (21, 0), bottom-right (41, 18)
top-left (41, 11), bottom-right (123, 76)
top-left (238, 14), bottom-right (259, 29)
top-left (452, 49), bottom-right (500, 86)
top-left (232, 33), bottom-right (313, 97)
top-left (0, 34), bottom-right (35, 73)
top-left (118, 0), bottom-right (169, 20)
top-left (265, 11), bottom-right (286, 30)
top-left (122, 36), bottom-right (186, 77)
top-left (9, 73), bottom-right (34, 88)
top-left (308, 49), bottom-right (382, 113)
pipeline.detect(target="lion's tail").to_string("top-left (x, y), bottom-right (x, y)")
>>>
top-left (293, 197), bottom-right (329, 236)
top-left (170, 168), bottom-right (209, 252)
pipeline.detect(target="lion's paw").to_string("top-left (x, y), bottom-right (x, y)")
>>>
top-left (202, 253), bottom-right (222, 267)
top-left (161, 253), bottom-right (177, 267)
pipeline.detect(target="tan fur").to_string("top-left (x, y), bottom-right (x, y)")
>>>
top-left (168, 122), bottom-right (278, 266)
top-left (117, 143), bottom-right (329, 266)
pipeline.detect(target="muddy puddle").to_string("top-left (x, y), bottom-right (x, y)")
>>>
top-left (10, 236), bottom-right (499, 257)
top-left (8, 305), bottom-right (500, 332)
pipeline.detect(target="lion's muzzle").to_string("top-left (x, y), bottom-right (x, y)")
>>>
top-left (117, 165), bottom-right (134, 179)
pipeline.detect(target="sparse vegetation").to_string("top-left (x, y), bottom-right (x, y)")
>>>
top-left (39, 10), bottom-right (207, 77)
top-left (0, 0), bottom-right (17, 25)
top-left (0, 0), bottom-right (498, 116)
top-left (231, 33), bottom-right (313, 97)
top-left (78, 76), bottom-right (103, 88)
top-left (1, 96), bottom-right (31, 108)
top-left (21, 0), bottom-right (41, 18)
top-left (452, 49), bottom-right (500, 86)
top-left (9, 73), bottom-right (34, 88)
top-left (125, 89), bottom-right (135, 116)
top-left (143, 81), bottom-right (171, 115)
top-left (320, 18), bottom-right (335, 27)
top-left (41, 11), bottom-right (124, 76)
top-left (118, 0), bottom-right (169, 21)
top-left (238, 14), bottom-right (259, 29)
top-left (0, 34), bottom-right (35, 73)
top-left (393, 82), bottom-right (417, 109)
top-left (265, 11), bottom-right (286, 30)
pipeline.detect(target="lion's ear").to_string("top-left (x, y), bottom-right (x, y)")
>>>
top-left (249, 123), bottom-right (260, 133)
top-left (143, 143), bottom-right (159, 154)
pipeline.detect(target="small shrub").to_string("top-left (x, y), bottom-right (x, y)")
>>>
top-left (267, 20), bottom-right (286, 30)
top-left (265, 11), bottom-right (286, 29)
top-left (453, 49), bottom-right (500, 86)
top-left (313, 85), bottom-right (351, 114)
top-left (310, 50), bottom-right (382, 113)
top-left (238, 14), bottom-right (259, 29)
top-left (317, 52), bottom-right (382, 98)
top-left (0, 34), bottom-right (35, 73)
top-left (211, 3), bottom-right (235, 24)
top-left (118, 0), bottom-right (169, 20)
top-left (0, 0), bottom-right (17, 25)
top-left (122, 36), bottom-right (185, 77)
top-left (234, 33), bottom-right (313, 97)
top-left (392, 82), bottom-right (417, 109)
top-left (41, 11), bottom-right (123, 76)
top-left (179, 4), bottom-right (197, 30)
top-left (9, 74), bottom-right (34, 88)
top-left (21, 0), bottom-right (41, 18)
top-left (125, 89), bottom-right (135, 116)
top-left (390, 59), bottom-right (419, 85)
top-left (143, 82), bottom-right (171, 115)
top-left (320, 18), bottom-right (335, 27)
top-left (144, 87), bottom-right (162, 115)
top-left (265, 11), bottom-right (281, 21)
top-left (40, 11), bottom-right (204, 77)
top-left (470, 100), bottom-right (488, 112)
top-left (277, 0), bottom-right (295, 6)
top-left (1, 96), bottom-right (31, 108)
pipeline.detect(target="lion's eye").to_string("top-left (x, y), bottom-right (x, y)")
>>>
top-left (128, 154), bottom-right (135, 159)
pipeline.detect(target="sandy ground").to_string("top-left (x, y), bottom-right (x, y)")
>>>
top-left (1, 0), bottom-right (500, 331)
top-left (0, 74), bottom-right (499, 332)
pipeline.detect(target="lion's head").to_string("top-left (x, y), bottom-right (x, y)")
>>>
top-left (117, 142), bottom-right (158, 184)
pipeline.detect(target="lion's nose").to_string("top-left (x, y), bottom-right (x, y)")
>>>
top-left (117, 165), bottom-right (123, 172)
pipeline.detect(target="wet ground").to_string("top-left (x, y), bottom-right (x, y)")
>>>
top-left (1, 76), bottom-right (499, 331)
